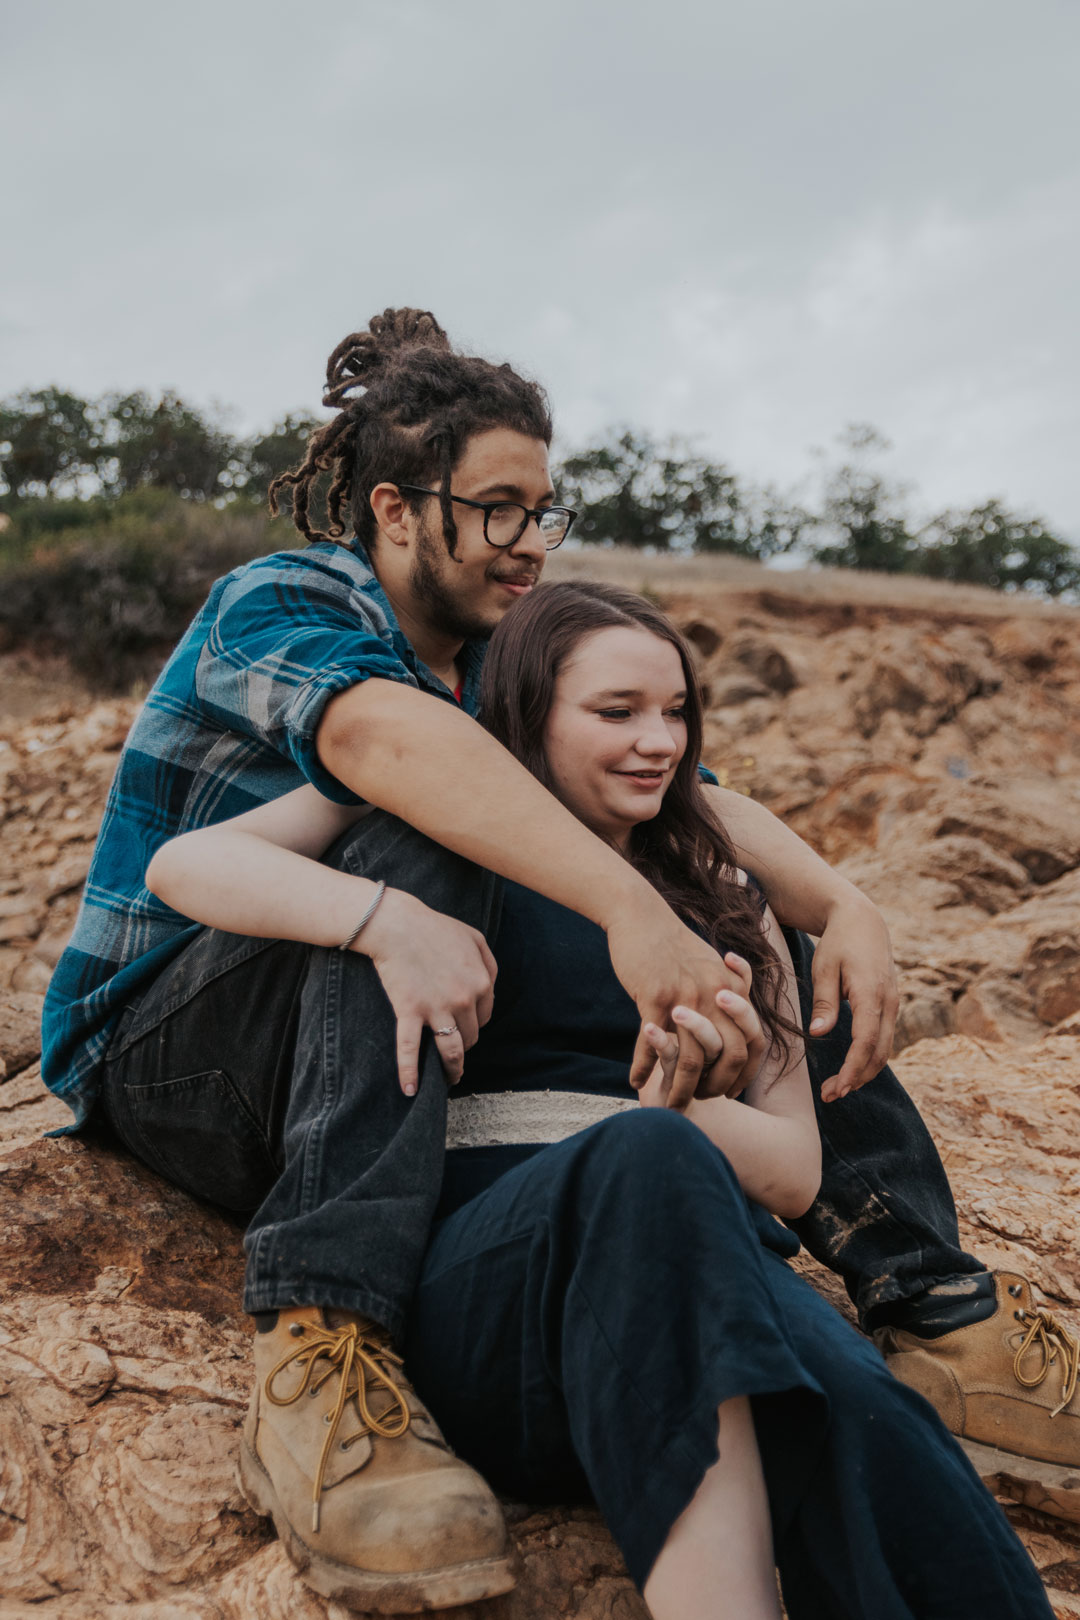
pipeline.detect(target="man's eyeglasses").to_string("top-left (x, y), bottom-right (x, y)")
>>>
top-left (397, 485), bottom-right (576, 551)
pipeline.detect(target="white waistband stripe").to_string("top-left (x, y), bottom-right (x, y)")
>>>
top-left (445, 1090), bottom-right (638, 1149)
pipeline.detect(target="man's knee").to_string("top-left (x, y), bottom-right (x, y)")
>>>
top-left (328, 807), bottom-right (432, 874)
top-left (326, 809), bottom-right (499, 929)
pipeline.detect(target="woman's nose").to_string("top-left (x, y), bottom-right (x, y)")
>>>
top-left (633, 716), bottom-right (677, 758)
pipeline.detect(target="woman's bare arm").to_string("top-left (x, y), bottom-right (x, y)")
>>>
top-left (640, 907), bottom-right (821, 1219)
top-left (146, 787), bottom-right (371, 945)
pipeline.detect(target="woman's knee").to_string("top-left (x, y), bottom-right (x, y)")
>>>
top-left (581, 1107), bottom-right (743, 1207)
top-left (593, 1102), bottom-right (728, 1155)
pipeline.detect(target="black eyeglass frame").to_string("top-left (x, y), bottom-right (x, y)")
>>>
top-left (396, 484), bottom-right (577, 551)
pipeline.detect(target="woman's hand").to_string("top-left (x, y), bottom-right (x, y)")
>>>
top-left (638, 954), bottom-right (763, 1109)
top-left (361, 888), bottom-right (497, 1096)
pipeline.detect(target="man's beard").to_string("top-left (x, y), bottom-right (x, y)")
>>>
top-left (409, 523), bottom-right (496, 643)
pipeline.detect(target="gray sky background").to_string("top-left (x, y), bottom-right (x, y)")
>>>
top-left (4, 0), bottom-right (1079, 535)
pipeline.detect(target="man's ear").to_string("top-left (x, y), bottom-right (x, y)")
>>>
top-left (369, 482), bottom-right (413, 550)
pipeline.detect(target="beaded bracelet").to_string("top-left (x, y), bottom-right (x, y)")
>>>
top-left (336, 880), bottom-right (387, 951)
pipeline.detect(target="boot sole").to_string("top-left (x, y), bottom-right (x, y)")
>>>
top-left (960, 1436), bottom-right (1080, 1526)
top-left (238, 1438), bottom-right (517, 1612)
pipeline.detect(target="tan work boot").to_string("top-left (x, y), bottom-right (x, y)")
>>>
top-left (238, 1306), bottom-right (515, 1612)
top-left (877, 1271), bottom-right (1080, 1467)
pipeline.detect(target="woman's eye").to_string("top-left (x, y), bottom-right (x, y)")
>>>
top-left (596, 708), bottom-right (631, 720)
top-left (665, 707), bottom-right (687, 720)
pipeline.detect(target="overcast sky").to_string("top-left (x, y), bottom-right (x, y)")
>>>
top-left (4, 0), bottom-right (1078, 534)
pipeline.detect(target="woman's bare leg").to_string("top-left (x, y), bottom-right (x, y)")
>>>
top-left (643, 1396), bottom-right (781, 1620)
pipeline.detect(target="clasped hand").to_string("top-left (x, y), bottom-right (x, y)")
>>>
top-left (606, 902), bottom-right (763, 1109)
top-left (638, 953), bottom-right (762, 1109)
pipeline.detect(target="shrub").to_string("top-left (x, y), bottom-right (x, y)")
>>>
top-left (0, 491), bottom-right (278, 689)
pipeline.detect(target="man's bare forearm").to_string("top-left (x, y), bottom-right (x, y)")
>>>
top-left (318, 679), bottom-right (656, 932)
top-left (703, 784), bottom-right (873, 936)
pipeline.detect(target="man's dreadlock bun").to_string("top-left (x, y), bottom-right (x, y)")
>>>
top-left (270, 308), bottom-right (551, 551)
top-left (323, 309), bottom-right (451, 407)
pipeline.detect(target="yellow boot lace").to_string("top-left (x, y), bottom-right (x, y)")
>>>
top-left (1013, 1306), bottom-right (1080, 1419)
top-left (265, 1319), bottom-right (412, 1532)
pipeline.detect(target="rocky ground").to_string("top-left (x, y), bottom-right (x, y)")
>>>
top-left (2, 561), bottom-right (1080, 1617)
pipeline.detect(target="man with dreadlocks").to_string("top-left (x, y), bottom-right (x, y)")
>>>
top-left (42, 309), bottom-right (1020, 1611)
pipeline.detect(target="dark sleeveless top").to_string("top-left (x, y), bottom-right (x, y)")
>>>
top-left (438, 879), bottom-right (799, 1260)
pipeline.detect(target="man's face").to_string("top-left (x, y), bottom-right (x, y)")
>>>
top-left (407, 428), bottom-right (555, 641)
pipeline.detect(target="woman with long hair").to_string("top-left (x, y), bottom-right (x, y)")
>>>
top-left (144, 581), bottom-right (1049, 1618)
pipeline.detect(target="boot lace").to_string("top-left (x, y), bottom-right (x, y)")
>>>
top-left (1013, 1306), bottom-right (1080, 1419)
top-left (265, 1320), bottom-right (411, 1532)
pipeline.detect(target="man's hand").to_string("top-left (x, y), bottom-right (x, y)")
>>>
top-left (699, 781), bottom-right (898, 1101)
top-left (606, 899), bottom-right (758, 1107)
top-left (360, 889), bottom-right (497, 1096)
top-left (811, 894), bottom-right (898, 1102)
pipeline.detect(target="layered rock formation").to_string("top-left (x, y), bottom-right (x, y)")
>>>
top-left (2, 568), bottom-right (1080, 1617)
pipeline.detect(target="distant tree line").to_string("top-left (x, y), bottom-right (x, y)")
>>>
top-left (558, 423), bottom-right (1080, 598)
top-left (0, 386), bottom-right (316, 510)
top-left (1, 387), bottom-right (1076, 599)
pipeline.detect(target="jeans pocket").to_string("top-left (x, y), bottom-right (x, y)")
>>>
top-left (124, 1069), bottom-right (278, 1213)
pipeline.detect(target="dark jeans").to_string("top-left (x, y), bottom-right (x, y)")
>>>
top-left (782, 926), bottom-right (986, 1326)
top-left (101, 812), bottom-right (982, 1338)
top-left (406, 1112), bottom-right (1049, 1615)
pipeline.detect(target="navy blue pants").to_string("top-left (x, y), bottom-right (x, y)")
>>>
top-left (406, 1111), bottom-right (1051, 1619)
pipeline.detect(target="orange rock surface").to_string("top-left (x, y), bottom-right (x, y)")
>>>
top-left (2, 564), bottom-right (1080, 1617)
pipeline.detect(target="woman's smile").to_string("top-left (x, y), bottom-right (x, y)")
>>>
top-left (612, 767), bottom-right (669, 788)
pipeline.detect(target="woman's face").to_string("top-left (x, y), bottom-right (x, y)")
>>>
top-left (543, 625), bottom-right (689, 848)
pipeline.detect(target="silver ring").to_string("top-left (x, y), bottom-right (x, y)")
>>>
top-left (434, 1024), bottom-right (458, 1038)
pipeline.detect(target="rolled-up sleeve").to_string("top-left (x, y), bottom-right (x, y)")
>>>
top-left (195, 556), bottom-right (419, 803)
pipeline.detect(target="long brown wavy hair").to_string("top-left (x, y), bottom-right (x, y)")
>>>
top-left (479, 580), bottom-right (801, 1064)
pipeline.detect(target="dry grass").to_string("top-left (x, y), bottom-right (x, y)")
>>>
top-left (547, 547), bottom-right (1080, 622)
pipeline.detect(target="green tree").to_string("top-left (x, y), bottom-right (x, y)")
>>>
top-left (104, 391), bottom-right (241, 501)
top-left (805, 424), bottom-right (918, 573)
top-left (241, 413), bottom-right (321, 503)
top-left (916, 500), bottom-right (1080, 597)
top-left (0, 388), bottom-right (104, 503)
top-left (554, 428), bottom-right (791, 557)
top-left (0, 387), bottom-right (249, 507)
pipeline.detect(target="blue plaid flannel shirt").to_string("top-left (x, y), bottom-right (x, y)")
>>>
top-left (42, 539), bottom-right (718, 1131)
top-left (41, 540), bottom-right (486, 1129)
